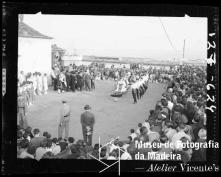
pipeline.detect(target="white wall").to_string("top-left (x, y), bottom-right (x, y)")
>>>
top-left (18, 37), bottom-right (52, 74)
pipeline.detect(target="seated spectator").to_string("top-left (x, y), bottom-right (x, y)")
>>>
top-left (58, 137), bottom-right (63, 143)
top-left (127, 142), bottom-right (137, 160)
top-left (53, 140), bottom-right (69, 159)
top-left (18, 139), bottom-right (34, 159)
top-left (109, 139), bottom-right (119, 154)
top-left (55, 137), bottom-right (76, 158)
top-left (30, 128), bottom-right (45, 149)
top-left (148, 140), bottom-right (162, 161)
top-left (120, 147), bottom-right (132, 160)
top-left (27, 145), bottom-right (36, 158)
top-left (142, 120), bottom-right (150, 131)
top-left (67, 144), bottom-right (81, 159)
top-left (122, 140), bottom-right (130, 152)
top-left (51, 138), bottom-right (61, 155)
top-left (185, 101), bottom-right (197, 123)
top-left (191, 128), bottom-right (207, 161)
top-left (43, 131), bottom-right (50, 139)
top-left (59, 141), bottom-right (68, 152)
top-left (68, 137), bottom-right (75, 146)
top-left (171, 123), bottom-right (191, 150)
top-left (100, 147), bottom-right (107, 159)
top-left (17, 130), bottom-right (23, 144)
top-left (147, 126), bottom-right (160, 143)
top-left (139, 126), bottom-right (149, 140)
top-left (42, 151), bottom-right (54, 159)
top-left (129, 129), bottom-right (137, 142)
top-left (91, 143), bottom-right (100, 159)
top-left (173, 137), bottom-right (193, 163)
top-left (35, 138), bottom-right (48, 161)
top-left (23, 131), bottom-right (31, 142)
top-left (158, 135), bottom-right (172, 155)
top-left (107, 149), bottom-right (118, 160)
top-left (136, 123), bottom-right (142, 135)
top-left (25, 126), bottom-right (34, 138)
top-left (190, 113), bottom-right (204, 141)
top-left (85, 145), bottom-right (94, 159)
top-left (165, 95), bottom-right (174, 111)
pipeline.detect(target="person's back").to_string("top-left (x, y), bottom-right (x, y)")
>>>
top-left (30, 136), bottom-right (45, 148)
top-left (81, 105), bottom-right (95, 146)
top-left (81, 111), bottom-right (95, 126)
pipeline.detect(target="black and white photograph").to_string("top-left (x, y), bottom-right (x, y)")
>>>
top-left (2, 2), bottom-right (219, 175)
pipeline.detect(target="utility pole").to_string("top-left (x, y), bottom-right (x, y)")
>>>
top-left (183, 39), bottom-right (186, 59)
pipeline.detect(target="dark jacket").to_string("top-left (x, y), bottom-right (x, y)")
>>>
top-left (81, 111), bottom-right (95, 129)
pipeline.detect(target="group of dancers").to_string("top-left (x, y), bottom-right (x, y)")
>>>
top-left (131, 74), bottom-right (149, 104)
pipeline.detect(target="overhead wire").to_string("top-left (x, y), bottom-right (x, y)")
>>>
top-left (158, 17), bottom-right (177, 52)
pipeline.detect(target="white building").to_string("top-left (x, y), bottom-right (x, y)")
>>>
top-left (18, 20), bottom-right (53, 74)
top-left (62, 54), bottom-right (84, 66)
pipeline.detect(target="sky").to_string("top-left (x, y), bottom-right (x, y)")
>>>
top-left (22, 14), bottom-right (207, 61)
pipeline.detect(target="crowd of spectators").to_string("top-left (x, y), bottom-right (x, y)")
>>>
top-left (17, 64), bottom-right (207, 162)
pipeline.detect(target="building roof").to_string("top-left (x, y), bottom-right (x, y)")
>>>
top-left (52, 44), bottom-right (65, 52)
top-left (18, 22), bottom-right (53, 39)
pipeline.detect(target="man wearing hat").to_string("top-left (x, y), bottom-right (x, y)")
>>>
top-left (58, 99), bottom-right (71, 139)
top-left (80, 105), bottom-right (95, 146)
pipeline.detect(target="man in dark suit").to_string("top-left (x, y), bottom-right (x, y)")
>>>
top-left (70, 71), bottom-right (77, 92)
top-left (65, 71), bottom-right (71, 92)
top-left (80, 105), bottom-right (95, 146)
top-left (91, 72), bottom-right (95, 90)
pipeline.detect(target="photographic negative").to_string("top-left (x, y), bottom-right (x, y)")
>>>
top-left (2, 3), bottom-right (219, 175)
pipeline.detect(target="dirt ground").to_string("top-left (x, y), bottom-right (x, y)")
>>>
top-left (26, 80), bottom-right (166, 145)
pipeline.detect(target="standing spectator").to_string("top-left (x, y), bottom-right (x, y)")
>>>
top-left (17, 86), bottom-right (28, 129)
top-left (18, 71), bottom-right (26, 85)
top-left (50, 67), bottom-right (56, 91)
top-left (32, 73), bottom-right (38, 95)
top-left (29, 82), bottom-right (35, 105)
top-left (80, 105), bottom-right (95, 146)
top-left (58, 100), bottom-right (71, 139)
top-left (84, 71), bottom-right (91, 91)
top-left (58, 72), bottom-right (67, 93)
top-left (43, 73), bottom-right (48, 94)
top-left (70, 72), bottom-right (77, 92)
top-left (37, 73), bottom-right (43, 95)
top-left (91, 72), bottom-right (95, 89)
